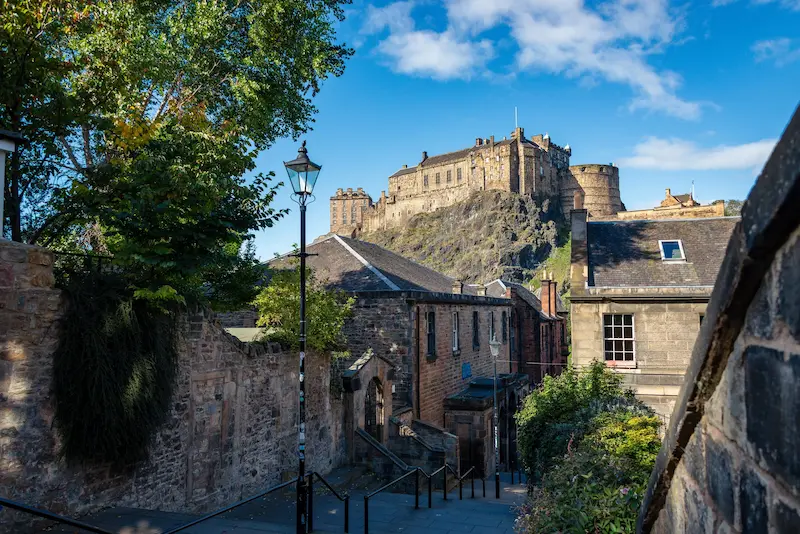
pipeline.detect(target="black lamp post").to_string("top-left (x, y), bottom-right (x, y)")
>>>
top-left (284, 141), bottom-right (321, 534)
top-left (489, 335), bottom-right (502, 499)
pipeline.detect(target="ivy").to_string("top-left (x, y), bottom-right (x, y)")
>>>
top-left (52, 272), bottom-right (179, 466)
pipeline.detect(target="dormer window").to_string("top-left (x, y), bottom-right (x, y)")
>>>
top-left (659, 240), bottom-right (686, 261)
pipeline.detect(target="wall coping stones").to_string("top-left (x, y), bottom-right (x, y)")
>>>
top-left (348, 289), bottom-right (511, 307)
top-left (637, 105), bottom-right (800, 532)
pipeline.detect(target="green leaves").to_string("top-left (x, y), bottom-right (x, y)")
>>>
top-left (515, 362), bottom-right (661, 533)
top-left (253, 264), bottom-right (354, 352)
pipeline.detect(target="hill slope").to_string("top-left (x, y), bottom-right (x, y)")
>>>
top-left (361, 190), bottom-right (569, 288)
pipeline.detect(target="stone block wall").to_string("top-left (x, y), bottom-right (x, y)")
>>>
top-left (0, 241), bottom-right (346, 532)
top-left (638, 105), bottom-right (800, 533)
top-left (571, 296), bottom-right (707, 421)
top-left (563, 164), bottom-right (623, 218)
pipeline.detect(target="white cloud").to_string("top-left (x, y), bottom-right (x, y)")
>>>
top-left (714, 0), bottom-right (800, 9)
top-left (378, 31), bottom-right (494, 80)
top-left (361, 0), bottom-right (702, 119)
top-left (618, 137), bottom-right (777, 171)
top-left (362, 2), bottom-right (493, 80)
top-left (752, 38), bottom-right (800, 66)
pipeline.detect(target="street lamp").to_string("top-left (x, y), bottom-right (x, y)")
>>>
top-left (0, 130), bottom-right (25, 238)
top-left (284, 140), bottom-right (322, 534)
top-left (489, 335), bottom-right (502, 499)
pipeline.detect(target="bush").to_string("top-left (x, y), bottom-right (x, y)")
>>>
top-left (515, 362), bottom-right (661, 534)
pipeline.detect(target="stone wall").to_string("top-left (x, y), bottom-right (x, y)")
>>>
top-left (571, 296), bottom-right (708, 422)
top-left (563, 164), bottom-right (623, 217)
top-left (616, 202), bottom-right (725, 221)
top-left (0, 241), bottom-right (346, 532)
top-left (638, 105), bottom-right (800, 533)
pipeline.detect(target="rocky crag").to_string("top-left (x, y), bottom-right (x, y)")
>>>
top-left (362, 190), bottom-right (569, 290)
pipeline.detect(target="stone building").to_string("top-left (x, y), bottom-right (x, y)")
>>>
top-left (639, 104), bottom-right (800, 534)
top-left (615, 187), bottom-right (725, 221)
top-left (484, 278), bottom-right (568, 385)
top-left (269, 234), bottom-right (528, 477)
top-left (329, 187), bottom-right (372, 236)
top-left (569, 207), bottom-right (739, 422)
top-left (330, 126), bottom-right (624, 234)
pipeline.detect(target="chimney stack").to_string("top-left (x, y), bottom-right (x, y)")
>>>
top-left (421, 151), bottom-right (428, 163)
top-left (541, 279), bottom-right (552, 317)
top-left (574, 191), bottom-right (584, 210)
top-left (477, 286), bottom-right (487, 297)
top-left (452, 280), bottom-right (463, 294)
top-left (476, 138), bottom-right (483, 147)
top-left (666, 188), bottom-right (671, 198)
top-left (402, 164), bottom-right (408, 169)
top-left (549, 279), bottom-right (558, 317)
top-left (490, 135), bottom-right (495, 146)
top-left (570, 203), bottom-right (589, 297)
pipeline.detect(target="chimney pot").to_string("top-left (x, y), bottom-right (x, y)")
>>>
top-left (574, 190), bottom-right (584, 210)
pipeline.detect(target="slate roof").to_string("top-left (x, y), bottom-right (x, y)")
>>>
top-left (587, 217), bottom-right (738, 288)
top-left (270, 235), bottom-right (479, 295)
top-left (389, 166), bottom-right (417, 178)
top-left (484, 279), bottom-right (554, 320)
top-left (673, 193), bottom-right (693, 203)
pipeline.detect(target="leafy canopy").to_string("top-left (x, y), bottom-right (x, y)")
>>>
top-left (253, 264), bottom-right (355, 351)
top-left (2, 0), bottom-right (352, 308)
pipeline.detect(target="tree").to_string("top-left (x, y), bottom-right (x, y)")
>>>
top-left (253, 265), bottom-right (355, 351)
top-left (2, 0), bottom-right (353, 307)
top-left (724, 199), bottom-right (743, 217)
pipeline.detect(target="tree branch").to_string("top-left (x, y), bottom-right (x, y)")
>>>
top-left (82, 125), bottom-right (94, 167)
top-left (58, 136), bottom-right (83, 171)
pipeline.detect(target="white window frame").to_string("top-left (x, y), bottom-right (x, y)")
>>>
top-left (658, 239), bottom-right (686, 262)
top-left (452, 311), bottom-right (460, 352)
top-left (602, 313), bottom-right (636, 368)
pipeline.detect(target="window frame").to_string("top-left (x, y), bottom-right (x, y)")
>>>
top-left (501, 311), bottom-right (508, 343)
top-left (602, 313), bottom-right (636, 368)
top-left (452, 311), bottom-right (460, 353)
top-left (457, 167), bottom-right (462, 182)
top-left (472, 311), bottom-right (480, 349)
top-left (446, 169), bottom-right (452, 183)
top-left (489, 311), bottom-right (496, 343)
top-left (658, 239), bottom-right (686, 262)
top-left (423, 174), bottom-right (429, 188)
top-left (426, 311), bottom-right (436, 358)
top-left (435, 172), bottom-right (441, 185)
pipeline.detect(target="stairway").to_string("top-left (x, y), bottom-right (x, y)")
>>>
top-left (44, 472), bottom-right (526, 533)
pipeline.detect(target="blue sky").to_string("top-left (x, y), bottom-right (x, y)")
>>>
top-left (254, 0), bottom-right (800, 259)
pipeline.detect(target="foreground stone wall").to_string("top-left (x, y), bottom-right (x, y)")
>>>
top-left (0, 241), bottom-right (346, 532)
top-left (639, 105), bottom-right (800, 533)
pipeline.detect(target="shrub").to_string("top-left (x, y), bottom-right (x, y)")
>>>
top-left (515, 362), bottom-right (661, 533)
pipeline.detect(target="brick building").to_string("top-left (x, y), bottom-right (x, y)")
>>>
top-left (330, 126), bottom-right (626, 234)
top-left (269, 235), bottom-right (527, 476)
top-left (569, 206), bottom-right (738, 422)
top-left (484, 278), bottom-right (568, 385)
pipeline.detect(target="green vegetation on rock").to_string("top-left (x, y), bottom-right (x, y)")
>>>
top-left (363, 191), bottom-right (568, 285)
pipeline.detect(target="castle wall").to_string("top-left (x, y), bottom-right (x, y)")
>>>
top-left (563, 164), bottom-right (622, 217)
top-left (616, 202), bottom-right (725, 221)
top-left (330, 187), bottom-right (372, 235)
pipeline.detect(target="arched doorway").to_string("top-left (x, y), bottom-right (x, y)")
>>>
top-left (365, 378), bottom-right (384, 442)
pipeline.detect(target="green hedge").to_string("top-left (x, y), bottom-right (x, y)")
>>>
top-left (515, 362), bottom-right (661, 533)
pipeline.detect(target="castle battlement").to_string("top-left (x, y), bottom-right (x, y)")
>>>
top-left (331, 126), bottom-right (624, 235)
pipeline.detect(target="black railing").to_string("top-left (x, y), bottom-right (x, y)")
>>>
top-left (306, 471), bottom-right (350, 533)
top-left (363, 463), bottom-right (487, 534)
top-left (0, 497), bottom-right (114, 534)
top-left (161, 477), bottom-right (299, 534)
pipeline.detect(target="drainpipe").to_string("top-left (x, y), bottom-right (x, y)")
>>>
top-left (415, 304), bottom-right (421, 420)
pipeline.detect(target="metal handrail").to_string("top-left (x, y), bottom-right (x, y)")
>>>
top-left (364, 468), bottom-right (426, 534)
top-left (307, 471), bottom-right (350, 533)
top-left (162, 477), bottom-right (299, 534)
top-left (0, 497), bottom-right (114, 534)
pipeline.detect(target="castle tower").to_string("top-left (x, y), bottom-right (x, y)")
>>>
top-left (562, 164), bottom-right (623, 217)
top-left (330, 187), bottom-right (373, 235)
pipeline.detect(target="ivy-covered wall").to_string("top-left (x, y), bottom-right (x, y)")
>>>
top-left (0, 241), bottom-right (346, 532)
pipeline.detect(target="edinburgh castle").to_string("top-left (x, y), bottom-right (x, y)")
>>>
top-left (330, 126), bottom-right (625, 235)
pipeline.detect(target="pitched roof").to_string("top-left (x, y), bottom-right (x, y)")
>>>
top-left (484, 279), bottom-right (553, 319)
top-left (587, 217), bottom-right (738, 288)
top-left (389, 166), bottom-right (417, 178)
top-left (270, 235), bottom-right (479, 295)
top-left (673, 193), bottom-right (693, 203)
